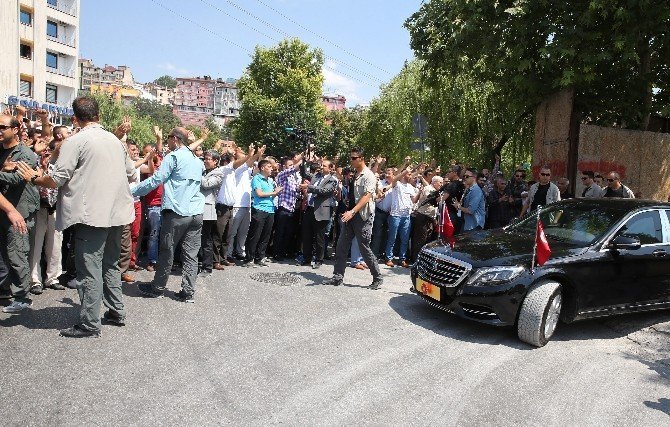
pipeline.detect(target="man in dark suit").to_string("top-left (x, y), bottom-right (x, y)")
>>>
top-left (299, 160), bottom-right (338, 269)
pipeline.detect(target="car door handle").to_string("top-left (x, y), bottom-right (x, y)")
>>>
top-left (652, 249), bottom-right (667, 257)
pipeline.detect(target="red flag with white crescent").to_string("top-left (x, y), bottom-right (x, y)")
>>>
top-left (536, 220), bottom-right (551, 266)
top-left (440, 203), bottom-right (455, 248)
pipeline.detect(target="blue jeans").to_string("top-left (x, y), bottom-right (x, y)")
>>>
top-left (147, 206), bottom-right (162, 264)
top-left (385, 215), bottom-right (410, 261)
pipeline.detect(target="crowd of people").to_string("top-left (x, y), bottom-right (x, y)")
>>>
top-left (0, 97), bottom-right (638, 337)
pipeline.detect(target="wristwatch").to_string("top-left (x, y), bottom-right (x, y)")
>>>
top-left (30, 175), bottom-right (38, 184)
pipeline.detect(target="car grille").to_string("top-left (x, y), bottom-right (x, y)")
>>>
top-left (416, 249), bottom-right (471, 288)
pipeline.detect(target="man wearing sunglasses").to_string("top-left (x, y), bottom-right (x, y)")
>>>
top-left (519, 166), bottom-right (560, 217)
top-left (452, 168), bottom-right (486, 231)
top-left (508, 169), bottom-right (528, 217)
top-left (322, 147), bottom-right (383, 290)
top-left (131, 127), bottom-right (205, 303)
top-left (579, 171), bottom-right (603, 198)
top-left (0, 113), bottom-right (40, 312)
top-left (602, 172), bottom-right (635, 198)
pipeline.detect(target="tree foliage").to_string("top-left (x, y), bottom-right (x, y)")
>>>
top-left (357, 61), bottom-right (533, 170)
top-left (132, 98), bottom-right (181, 136)
top-left (232, 38), bottom-right (329, 156)
top-left (153, 75), bottom-right (177, 89)
top-left (91, 93), bottom-right (154, 145)
top-left (405, 0), bottom-right (670, 130)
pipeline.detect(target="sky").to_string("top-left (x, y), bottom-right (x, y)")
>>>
top-left (79, 0), bottom-right (423, 106)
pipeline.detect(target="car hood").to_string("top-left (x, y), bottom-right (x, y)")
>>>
top-left (423, 229), bottom-right (587, 268)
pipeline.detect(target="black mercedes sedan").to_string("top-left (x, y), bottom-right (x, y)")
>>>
top-left (410, 198), bottom-right (670, 347)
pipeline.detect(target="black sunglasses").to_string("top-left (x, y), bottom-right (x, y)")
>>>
top-left (0, 124), bottom-right (14, 131)
top-left (607, 178), bottom-right (615, 182)
top-left (581, 176), bottom-right (589, 180)
top-left (463, 174), bottom-right (475, 179)
top-left (350, 156), bottom-right (361, 160)
top-left (540, 173), bottom-right (551, 176)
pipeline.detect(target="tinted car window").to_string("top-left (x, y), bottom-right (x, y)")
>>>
top-left (508, 201), bottom-right (626, 245)
top-left (615, 211), bottom-right (662, 245)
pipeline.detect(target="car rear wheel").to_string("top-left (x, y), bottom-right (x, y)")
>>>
top-left (517, 281), bottom-right (562, 347)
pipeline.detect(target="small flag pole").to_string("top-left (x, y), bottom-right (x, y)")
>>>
top-left (531, 205), bottom-right (542, 273)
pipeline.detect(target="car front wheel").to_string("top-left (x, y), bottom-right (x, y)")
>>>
top-left (517, 280), bottom-right (562, 347)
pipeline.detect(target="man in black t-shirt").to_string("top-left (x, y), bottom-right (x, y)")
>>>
top-left (602, 172), bottom-right (635, 198)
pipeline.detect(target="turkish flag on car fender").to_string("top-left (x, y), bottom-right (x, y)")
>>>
top-left (535, 220), bottom-right (551, 266)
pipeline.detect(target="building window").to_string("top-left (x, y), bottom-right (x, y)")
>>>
top-left (20, 44), bottom-right (31, 59)
top-left (47, 20), bottom-right (58, 38)
top-left (20, 10), bottom-right (31, 25)
top-left (46, 84), bottom-right (58, 103)
top-left (47, 0), bottom-right (58, 6)
top-left (46, 52), bottom-right (58, 69)
top-left (20, 80), bottom-right (32, 97)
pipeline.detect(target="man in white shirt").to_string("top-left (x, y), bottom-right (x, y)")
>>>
top-left (384, 167), bottom-right (418, 268)
top-left (223, 144), bottom-right (264, 262)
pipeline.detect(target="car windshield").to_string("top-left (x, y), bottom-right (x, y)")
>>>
top-left (506, 200), bottom-right (629, 246)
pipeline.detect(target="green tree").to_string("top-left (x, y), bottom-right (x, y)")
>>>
top-left (153, 75), bottom-right (177, 89)
top-left (323, 106), bottom-right (368, 159)
top-left (405, 0), bottom-right (670, 130)
top-left (89, 93), bottom-right (154, 147)
top-left (358, 61), bottom-right (533, 170)
top-left (132, 98), bottom-right (181, 136)
top-left (231, 38), bottom-right (328, 156)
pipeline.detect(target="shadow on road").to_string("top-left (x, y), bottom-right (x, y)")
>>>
top-left (0, 297), bottom-right (79, 330)
top-left (387, 292), bottom-right (529, 349)
top-left (388, 291), bottom-right (670, 350)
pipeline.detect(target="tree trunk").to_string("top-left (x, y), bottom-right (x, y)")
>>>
top-left (639, 37), bottom-right (653, 131)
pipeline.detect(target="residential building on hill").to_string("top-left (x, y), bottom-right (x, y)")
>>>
top-left (79, 59), bottom-right (134, 91)
top-left (322, 94), bottom-right (346, 111)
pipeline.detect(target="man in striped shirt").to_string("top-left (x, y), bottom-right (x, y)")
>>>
top-left (272, 154), bottom-right (303, 260)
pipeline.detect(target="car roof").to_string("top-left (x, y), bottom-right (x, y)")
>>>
top-left (556, 198), bottom-right (670, 210)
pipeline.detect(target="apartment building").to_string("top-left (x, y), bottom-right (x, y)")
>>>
top-left (322, 94), bottom-right (346, 111)
top-left (212, 81), bottom-right (240, 127)
top-left (79, 59), bottom-right (135, 91)
top-left (0, 0), bottom-right (80, 118)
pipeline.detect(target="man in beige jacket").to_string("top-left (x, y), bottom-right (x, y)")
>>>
top-left (18, 97), bottom-right (135, 338)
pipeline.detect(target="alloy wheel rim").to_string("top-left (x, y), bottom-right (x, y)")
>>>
top-left (544, 293), bottom-right (562, 338)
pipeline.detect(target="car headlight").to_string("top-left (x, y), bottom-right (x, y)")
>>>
top-left (467, 266), bottom-right (525, 286)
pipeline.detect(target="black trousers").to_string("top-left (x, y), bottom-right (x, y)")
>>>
top-left (213, 204), bottom-right (233, 263)
top-left (200, 219), bottom-right (216, 271)
top-left (245, 208), bottom-right (275, 262)
top-left (410, 213), bottom-right (434, 263)
top-left (272, 207), bottom-right (296, 258)
top-left (302, 207), bottom-right (328, 263)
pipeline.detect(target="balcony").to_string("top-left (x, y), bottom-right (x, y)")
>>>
top-left (47, 28), bottom-right (76, 49)
top-left (47, 0), bottom-right (78, 17)
top-left (47, 63), bottom-right (76, 79)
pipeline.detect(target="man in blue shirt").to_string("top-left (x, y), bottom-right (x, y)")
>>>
top-left (452, 168), bottom-right (486, 231)
top-left (244, 159), bottom-right (283, 266)
top-left (132, 127), bottom-right (205, 302)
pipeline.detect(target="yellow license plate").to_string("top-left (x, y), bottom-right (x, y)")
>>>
top-left (416, 278), bottom-right (440, 301)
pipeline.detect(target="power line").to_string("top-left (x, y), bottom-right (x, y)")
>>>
top-left (199, 0), bottom-right (385, 85)
top-left (148, 0), bottom-right (381, 89)
top-left (253, 0), bottom-right (390, 75)
top-left (148, 0), bottom-right (252, 56)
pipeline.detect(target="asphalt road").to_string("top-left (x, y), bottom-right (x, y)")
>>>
top-left (1, 259), bottom-right (669, 425)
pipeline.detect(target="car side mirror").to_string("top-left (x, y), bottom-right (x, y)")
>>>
top-left (608, 235), bottom-right (641, 250)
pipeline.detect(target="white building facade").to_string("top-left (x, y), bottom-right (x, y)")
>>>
top-left (0, 0), bottom-right (80, 118)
